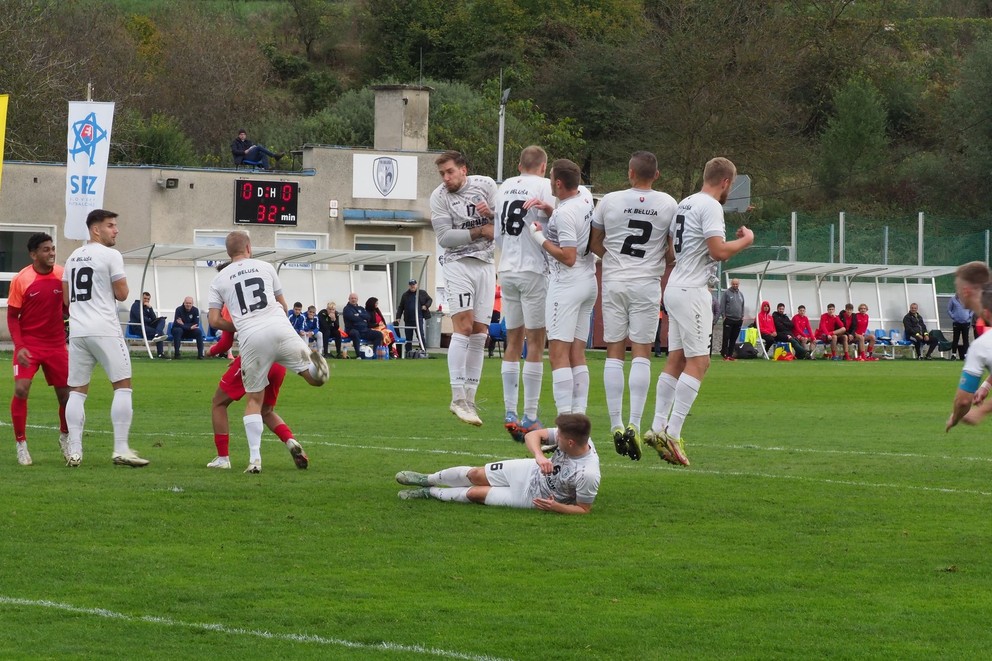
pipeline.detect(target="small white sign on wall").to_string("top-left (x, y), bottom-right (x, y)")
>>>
top-left (352, 154), bottom-right (418, 200)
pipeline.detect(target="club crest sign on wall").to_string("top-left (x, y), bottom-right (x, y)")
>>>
top-left (373, 157), bottom-right (398, 196)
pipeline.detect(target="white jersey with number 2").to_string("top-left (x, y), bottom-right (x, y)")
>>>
top-left (593, 187), bottom-right (677, 282)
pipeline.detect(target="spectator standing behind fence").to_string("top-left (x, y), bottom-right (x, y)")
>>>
top-left (396, 280), bottom-right (432, 356)
top-left (903, 302), bottom-right (939, 360)
top-left (948, 293), bottom-right (973, 360)
top-left (318, 302), bottom-right (344, 358)
top-left (172, 296), bottom-right (205, 359)
top-left (719, 279), bottom-right (744, 361)
top-left (792, 305), bottom-right (815, 358)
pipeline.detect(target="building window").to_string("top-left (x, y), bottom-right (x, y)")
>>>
top-left (276, 232), bottom-right (327, 270)
top-left (0, 224), bottom-right (57, 300)
top-left (354, 235), bottom-right (412, 272)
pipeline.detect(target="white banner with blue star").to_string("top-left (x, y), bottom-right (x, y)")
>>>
top-left (65, 101), bottom-right (114, 240)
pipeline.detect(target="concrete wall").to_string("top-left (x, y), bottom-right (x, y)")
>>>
top-left (0, 143), bottom-right (446, 340)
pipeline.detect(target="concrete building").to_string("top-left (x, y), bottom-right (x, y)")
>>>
top-left (0, 85), bottom-right (444, 340)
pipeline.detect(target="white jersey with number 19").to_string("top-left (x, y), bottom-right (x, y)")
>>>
top-left (668, 191), bottom-right (726, 288)
top-left (63, 241), bottom-right (127, 338)
top-left (207, 258), bottom-right (293, 340)
top-left (496, 173), bottom-right (554, 275)
top-left (592, 187), bottom-right (677, 283)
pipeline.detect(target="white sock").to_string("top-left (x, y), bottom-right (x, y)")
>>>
top-left (110, 388), bottom-right (133, 455)
top-left (464, 333), bottom-right (487, 402)
top-left (552, 367), bottom-right (573, 415)
top-left (603, 358), bottom-right (625, 428)
top-left (447, 333), bottom-right (469, 401)
top-left (522, 361), bottom-right (544, 419)
top-left (66, 391), bottom-right (87, 455)
top-left (501, 360), bottom-right (520, 415)
top-left (429, 486), bottom-right (471, 503)
top-left (243, 413), bottom-right (264, 462)
top-left (667, 373), bottom-right (701, 439)
top-left (652, 372), bottom-right (679, 433)
top-left (571, 364), bottom-right (590, 415)
top-left (431, 466), bottom-right (472, 487)
top-left (628, 357), bottom-right (651, 429)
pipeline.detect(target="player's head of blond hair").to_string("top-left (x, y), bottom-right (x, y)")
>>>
top-left (518, 145), bottom-right (547, 172)
top-left (703, 157), bottom-right (737, 186)
top-left (226, 231), bottom-right (250, 258)
top-left (555, 413), bottom-right (592, 447)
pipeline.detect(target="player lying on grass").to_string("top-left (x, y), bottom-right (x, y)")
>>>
top-left (206, 319), bottom-right (308, 472)
top-left (947, 283), bottom-right (992, 430)
top-left (395, 413), bottom-right (599, 514)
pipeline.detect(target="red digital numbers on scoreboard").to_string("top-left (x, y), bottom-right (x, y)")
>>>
top-left (234, 180), bottom-right (299, 226)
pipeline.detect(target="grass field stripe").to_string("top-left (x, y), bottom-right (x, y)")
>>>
top-left (0, 596), bottom-right (512, 661)
top-left (10, 420), bottom-right (992, 464)
top-left (615, 463), bottom-right (992, 497)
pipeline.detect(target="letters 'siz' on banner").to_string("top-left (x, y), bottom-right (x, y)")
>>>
top-left (65, 101), bottom-right (115, 240)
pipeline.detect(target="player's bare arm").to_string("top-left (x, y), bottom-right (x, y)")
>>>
top-left (947, 388), bottom-right (977, 431)
top-left (589, 226), bottom-right (606, 258)
top-left (112, 277), bottom-right (129, 302)
top-left (524, 427), bottom-right (553, 474)
top-left (533, 497), bottom-right (592, 515)
top-left (523, 197), bottom-right (553, 215)
top-left (706, 226), bottom-right (754, 262)
top-left (275, 293), bottom-right (289, 314)
top-left (208, 308), bottom-right (236, 333)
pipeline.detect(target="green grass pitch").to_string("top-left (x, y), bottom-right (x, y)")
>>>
top-left (1, 352), bottom-right (991, 659)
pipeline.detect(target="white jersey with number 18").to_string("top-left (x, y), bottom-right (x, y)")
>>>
top-left (496, 173), bottom-right (554, 275)
top-left (668, 191), bottom-right (726, 288)
top-left (207, 258), bottom-right (293, 341)
top-left (592, 187), bottom-right (677, 283)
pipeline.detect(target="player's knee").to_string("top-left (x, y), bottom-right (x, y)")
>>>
top-left (467, 467), bottom-right (488, 485)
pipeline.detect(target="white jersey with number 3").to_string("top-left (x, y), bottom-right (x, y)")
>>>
top-left (64, 242), bottom-right (127, 338)
top-left (208, 258), bottom-right (293, 340)
top-left (496, 173), bottom-right (554, 275)
top-left (668, 192), bottom-right (726, 288)
top-left (593, 187), bottom-right (677, 282)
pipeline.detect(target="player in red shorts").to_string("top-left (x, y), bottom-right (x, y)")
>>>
top-left (205, 308), bottom-right (309, 471)
top-left (7, 233), bottom-right (70, 465)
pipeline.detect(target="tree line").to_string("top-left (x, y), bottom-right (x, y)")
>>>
top-left (1, 0), bottom-right (991, 220)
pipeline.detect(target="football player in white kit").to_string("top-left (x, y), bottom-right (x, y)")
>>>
top-left (947, 284), bottom-right (992, 430)
top-left (495, 145), bottom-right (556, 441)
top-left (62, 209), bottom-right (148, 467)
top-left (430, 151), bottom-right (498, 426)
top-left (589, 151), bottom-right (677, 461)
top-left (207, 231), bottom-right (328, 473)
top-left (395, 413), bottom-right (600, 514)
top-left (528, 159), bottom-right (597, 416)
top-left (644, 158), bottom-right (753, 466)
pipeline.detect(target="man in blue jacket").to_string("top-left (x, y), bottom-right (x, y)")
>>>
top-left (171, 296), bottom-right (205, 359)
top-left (342, 292), bottom-right (383, 355)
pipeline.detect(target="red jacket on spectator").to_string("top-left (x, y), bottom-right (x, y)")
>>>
top-left (792, 314), bottom-right (814, 339)
top-left (757, 301), bottom-right (776, 336)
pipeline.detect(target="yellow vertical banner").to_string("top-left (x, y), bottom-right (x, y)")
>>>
top-left (0, 94), bottom-right (7, 193)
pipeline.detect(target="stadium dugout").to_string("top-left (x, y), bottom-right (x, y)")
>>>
top-left (120, 243), bottom-right (432, 358)
top-left (724, 260), bottom-right (958, 359)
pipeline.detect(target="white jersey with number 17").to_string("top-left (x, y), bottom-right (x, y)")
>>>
top-left (592, 187), bottom-right (677, 283)
top-left (496, 173), bottom-right (554, 275)
top-left (207, 258), bottom-right (293, 341)
top-left (668, 191), bottom-right (726, 288)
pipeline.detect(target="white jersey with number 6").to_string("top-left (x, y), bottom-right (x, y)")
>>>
top-left (208, 259), bottom-right (293, 340)
top-left (496, 173), bottom-right (554, 275)
top-left (63, 242), bottom-right (127, 338)
top-left (592, 187), bottom-right (677, 282)
top-left (668, 192), bottom-right (726, 288)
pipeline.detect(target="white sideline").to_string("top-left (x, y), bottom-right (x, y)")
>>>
top-left (0, 596), bottom-right (512, 661)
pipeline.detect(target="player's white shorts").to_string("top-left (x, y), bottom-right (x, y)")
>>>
top-left (239, 323), bottom-right (310, 393)
top-left (665, 285), bottom-right (714, 358)
top-left (601, 278), bottom-right (661, 344)
top-left (483, 458), bottom-right (539, 508)
top-left (498, 270), bottom-right (547, 330)
top-left (443, 257), bottom-right (496, 324)
top-left (68, 336), bottom-right (132, 386)
top-left (546, 275), bottom-right (597, 343)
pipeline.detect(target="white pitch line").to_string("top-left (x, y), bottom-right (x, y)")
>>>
top-left (0, 596), bottom-right (512, 661)
top-left (611, 462), bottom-right (992, 497)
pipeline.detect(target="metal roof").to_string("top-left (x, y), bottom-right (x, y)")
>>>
top-left (726, 260), bottom-right (957, 280)
top-left (120, 244), bottom-right (432, 267)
